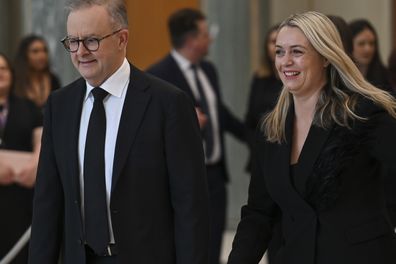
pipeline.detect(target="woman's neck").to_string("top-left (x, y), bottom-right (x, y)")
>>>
top-left (293, 90), bottom-right (320, 123)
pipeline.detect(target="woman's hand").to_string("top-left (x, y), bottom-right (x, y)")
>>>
top-left (0, 161), bottom-right (15, 185)
top-left (14, 159), bottom-right (37, 188)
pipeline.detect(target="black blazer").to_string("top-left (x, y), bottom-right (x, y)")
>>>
top-left (29, 65), bottom-right (210, 264)
top-left (228, 99), bottom-right (396, 264)
top-left (147, 54), bottom-right (246, 180)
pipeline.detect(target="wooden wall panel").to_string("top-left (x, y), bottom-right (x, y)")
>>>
top-left (126, 0), bottom-right (199, 70)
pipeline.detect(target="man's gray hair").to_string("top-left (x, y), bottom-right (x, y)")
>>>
top-left (66, 0), bottom-right (128, 29)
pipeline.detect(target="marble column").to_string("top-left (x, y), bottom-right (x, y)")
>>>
top-left (203, 0), bottom-right (269, 228)
top-left (0, 1), bottom-right (24, 59)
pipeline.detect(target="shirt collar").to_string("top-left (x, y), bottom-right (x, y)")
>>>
top-left (84, 58), bottom-right (130, 101)
top-left (171, 49), bottom-right (194, 72)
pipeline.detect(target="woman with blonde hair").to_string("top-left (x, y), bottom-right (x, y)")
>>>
top-left (228, 11), bottom-right (396, 264)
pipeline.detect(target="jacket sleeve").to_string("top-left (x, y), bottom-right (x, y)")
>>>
top-left (228, 134), bottom-right (280, 263)
top-left (164, 90), bottom-right (210, 264)
top-left (371, 110), bottom-right (396, 227)
top-left (29, 94), bottom-right (63, 264)
top-left (219, 101), bottom-right (248, 142)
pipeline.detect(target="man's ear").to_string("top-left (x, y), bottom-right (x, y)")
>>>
top-left (118, 29), bottom-right (129, 49)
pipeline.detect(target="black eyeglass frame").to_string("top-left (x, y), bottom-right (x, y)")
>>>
top-left (61, 28), bottom-right (123, 53)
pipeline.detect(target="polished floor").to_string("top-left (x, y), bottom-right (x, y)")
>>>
top-left (221, 230), bottom-right (268, 264)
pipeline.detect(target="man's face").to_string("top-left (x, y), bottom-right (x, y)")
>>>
top-left (190, 20), bottom-right (212, 60)
top-left (66, 5), bottom-right (126, 87)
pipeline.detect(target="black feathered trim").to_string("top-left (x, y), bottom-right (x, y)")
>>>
top-left (305, 120), bottom-right (375, 211)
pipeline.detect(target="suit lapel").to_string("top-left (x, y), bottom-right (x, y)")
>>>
top-left (167, 55), bottom-right (197, 104)
top-left (295, 124), bottom-right (333, 196)
top-left (265, 107), bottom-right (331, 214)
top-left (266, 109), bottom-right (313, 213)
top-left (66, 80), bottom-right (86, 204)
top-left (111, 65), bottom-right (151, 193)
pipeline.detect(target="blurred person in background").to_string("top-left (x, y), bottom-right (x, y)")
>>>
top-left (327, 15), bottom-right (353, 58)
top-left (0, 52), bottom-right (42, 263)
top-left (245, 24), bottom-right (282, 171)
top-left (148, 8), bottom-right (246, 264)
top-left (349, 19), bottom-right (390, 91)
top-left (244, 25), bottom-right (283, 263)
top-left (14, 35), bottom-right (60, 109)
top-left (387, 49), bottom-right (396, 92)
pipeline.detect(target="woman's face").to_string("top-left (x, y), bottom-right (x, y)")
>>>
top-left (267, 30), bottom-right (278, 62)
top-left (27, 40), bottom-right (49, 71)
top-left (275, 26), bottom-right (327, 98)
top-left (0, 56), bottom-right (12, 97)
top-left (352, 28), bottom-right (376, 67)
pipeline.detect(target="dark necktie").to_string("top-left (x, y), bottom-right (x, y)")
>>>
top-left (84, 87), bottom-right (110, 255)
top-left (191, 64), bottom-right (214, 159)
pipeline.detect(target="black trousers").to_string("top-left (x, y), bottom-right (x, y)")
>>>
top-left (207, 164), bottom-right (227, 264)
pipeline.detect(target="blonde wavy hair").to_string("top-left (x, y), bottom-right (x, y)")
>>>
top-left (263, 11), bottom-right (396, 143)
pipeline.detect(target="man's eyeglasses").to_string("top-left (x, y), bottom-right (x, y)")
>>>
top-left (61, 29), bottom-right (123, 53)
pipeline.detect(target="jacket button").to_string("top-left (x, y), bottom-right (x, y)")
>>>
top-left (74, 200), bottom-right (78, 204)
top-left (112, 210), bottom-right (119, 214)
top-left (77, 239), bottom-right (83, 245)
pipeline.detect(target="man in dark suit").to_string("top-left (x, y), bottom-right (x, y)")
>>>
top-left (28, 1), bottom-right (209, 264)
top-left (147, 8), bottom-right (246, 264)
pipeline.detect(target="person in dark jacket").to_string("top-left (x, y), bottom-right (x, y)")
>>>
top-left (147, 8), bottom-right (246, 264)
top-left (228, 11), bottom-right (396, 264)
top-left (349, 19), bottom-right (390, 91)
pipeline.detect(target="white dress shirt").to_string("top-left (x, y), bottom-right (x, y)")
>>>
top-left (171, 50), bottom-right (221, 164)
top-left (78, 58), bottom-right (130, 243)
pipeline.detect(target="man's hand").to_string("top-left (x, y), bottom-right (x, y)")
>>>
top-left (195, 107), bottom-right (208, 129)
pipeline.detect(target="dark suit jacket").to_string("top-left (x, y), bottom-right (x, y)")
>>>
top-left (228, 98), bottom-right (396, 264)
top-left (29, 65), bottom-right (210, 264)
top-left (147, 54), bottom-right (246, 181)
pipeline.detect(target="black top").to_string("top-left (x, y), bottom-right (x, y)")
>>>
top-left (366, 64), bottom-right (392, 92)
top-left (245, 74), bottom-right (283, 131)
top-left (0, 95), bottom-right (42, 262)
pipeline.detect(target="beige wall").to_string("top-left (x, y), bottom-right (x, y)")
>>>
top-left (270, 0), bottom-right (392, 63)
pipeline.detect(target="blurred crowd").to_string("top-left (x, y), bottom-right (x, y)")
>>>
top-left (1, 11), bottom-right (396, 264)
